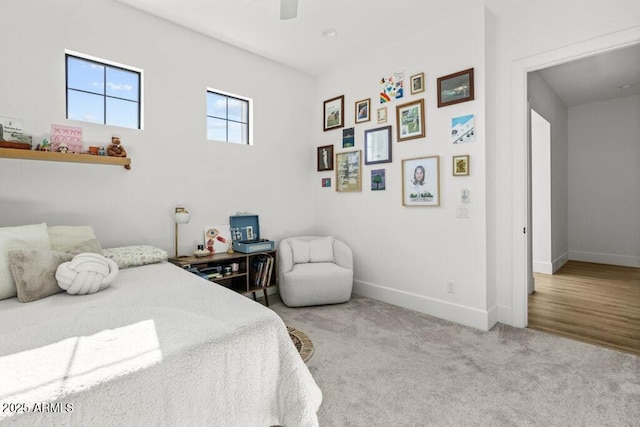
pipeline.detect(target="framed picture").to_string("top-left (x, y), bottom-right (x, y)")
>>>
top-left (317, 145), bottom-right (334, 171)
top-left (437, 68), bottom-right (475, 108)
top-left (355, 98), bottom-right (371, 123)
top-left (453, 155), bottom-right (470, 176)
top-left (451, 114), bottom-right (475, 144)
top-left (396, 98), bottom-right (425, 142)
top-left (410, 72), bottom-right (425, 94)
top-left (204, 225), bottom-right (232, 254)
top-left (401, 155), bottom-right (440, 206)
top-left (322, 178), bottom-right (331, 187)
top-left (371, 169), bottom-right (386, 191)
top-left (342, 127), bottom-right (354, 148)
top-left (377, 107), bottom-right (387, 124)
top-left (364, 125), bottom-right (392, 165)
top-left (335, 150), bottom-right (362, 192)
top-left (323, 95), bottom-right (345, 131)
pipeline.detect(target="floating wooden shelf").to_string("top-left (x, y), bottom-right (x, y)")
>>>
top-left (0, 148), bottom-right (131, 169)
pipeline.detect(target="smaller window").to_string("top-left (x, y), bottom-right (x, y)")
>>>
top-left (66, 52), bottom-right (142, 129)
top-left (206, 90), bottom-right (251, 144)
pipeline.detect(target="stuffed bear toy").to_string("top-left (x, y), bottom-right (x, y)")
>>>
top-left (107, 137), bottom-right (130, 169)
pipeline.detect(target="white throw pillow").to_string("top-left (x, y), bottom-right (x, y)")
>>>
top-left (0, 223), bottom-right (51, 300)
top-left (290, 239), bottom-right (311, 264)
top-left (48, 225), bottom-right (102, 254)
top-left (309, 237), bottom-right (335, 263)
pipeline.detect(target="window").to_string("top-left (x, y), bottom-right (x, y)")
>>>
top-left (206, 90), bottom-right (251, 144)
top-left (66, 53), bottom-right (141, 129)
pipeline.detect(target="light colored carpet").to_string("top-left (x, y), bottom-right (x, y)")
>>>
top-left (270, 295), bottom-right (639, 426)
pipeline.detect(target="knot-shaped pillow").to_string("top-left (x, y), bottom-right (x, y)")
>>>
top-left (56, 253), bottom-right (119, 295)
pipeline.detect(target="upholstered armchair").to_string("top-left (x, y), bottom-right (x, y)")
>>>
top-left (278, 236), bottom-right (353, 307)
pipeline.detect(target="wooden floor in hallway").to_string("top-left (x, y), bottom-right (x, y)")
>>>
top-left (528, 261), bottom-right (640, 356)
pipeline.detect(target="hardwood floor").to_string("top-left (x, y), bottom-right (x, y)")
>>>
top-left (528, 261), bottom-right (640, 356)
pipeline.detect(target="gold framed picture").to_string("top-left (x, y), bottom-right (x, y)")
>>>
top-left (335, 150), bottom-right (362, 192)
top-left (452, 155), bottom-right (470, 176)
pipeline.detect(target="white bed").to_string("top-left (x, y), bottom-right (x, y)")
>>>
top-left (0, 261), bottom-right (322, 426)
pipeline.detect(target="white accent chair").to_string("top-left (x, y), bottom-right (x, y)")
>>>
top-left (278, 236), bottom-right (353, 307)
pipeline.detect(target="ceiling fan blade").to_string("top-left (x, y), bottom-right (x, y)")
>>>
top-left (280, 0), bottom-right (298, 20)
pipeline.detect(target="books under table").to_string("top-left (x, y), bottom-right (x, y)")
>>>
top-left (252, 254), bottom-right (274, 288)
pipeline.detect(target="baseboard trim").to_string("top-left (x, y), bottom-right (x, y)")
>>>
top-left (532, 261), bottom-right (553, 274)
top-left (353, 279), bottom-right (495, 331)
top-left (552, 252), bottom-right (569, 273)
top-left (569, 251), bottom-right (640, 268)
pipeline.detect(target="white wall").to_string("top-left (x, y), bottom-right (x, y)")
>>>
top-left (314, 8), bottom-right (491, 330)
top-left (528, 72), bottom-right (569, 273)
top-left (0, 0), bottom-right (318, 253)
top-left (530, 109), bottom-right (552, 274)
top-left (568, 94), bottom-right (640, 267)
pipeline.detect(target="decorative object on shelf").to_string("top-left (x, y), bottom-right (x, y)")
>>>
top-left (89, 146), bottom-right (99, 155)
top-left (364, 125), bottom-right (392, 165)
top-left (173, 206), bottom-right (191, 258)
top-left (323, 95), bottom-right (344, 131)
top-left (410, 72), bottom-right (425, 94)
top-left (355, 98), bottom-right (371, 123)
top-left (377, 107), bottom-right (387, 124)
top-left (371, 169), bottom-right (386, 191)
top-left (335, 150), bottom-right (362, 192)
top-left (453, 155), bottom-right (470, 176)
top-left (380, 71), bottom-right (404, 103)
top-left (51, 124), bottom-right (83, 153)
top-left (193, 248), bottom-right (209, 257)
top-left (204, 225), bottom-right (231, 254)
top-left (229, 214), bottom-right (275, 253)
top-left (98, 146), bottom-right (106, 156)
top-left (342, 128), bottom-right (354, 148)
top-left (0, 116), bottom-right (23, 142)
top-left (396, 98), bottom-right (425, 142)
top-left (452, 114), bottom-right (475, 144)
top-left (401, 155), bottom-right (440, 206)
top-left (57, 143), bottom-right (69, 153)
top-left (317, 144), bottom-right (334, 171)
top-left (107, 137), bottom-right (130, 170)
top-left (437, 68), bottom-right (475, 108)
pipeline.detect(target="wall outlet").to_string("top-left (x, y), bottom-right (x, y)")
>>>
top-left (456, 206), bottom-right (469, 218)
top-left (447, 280), bottom-right (455, 294)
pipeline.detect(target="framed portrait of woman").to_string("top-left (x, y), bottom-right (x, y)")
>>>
top-left (401, 155), bottom-right (440, 206)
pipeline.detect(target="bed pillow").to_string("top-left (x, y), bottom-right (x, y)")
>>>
top-left (290, 237), bottom-right (335, 264)
top-left (8, 248), bottom-right (73, 303)
top-left (103, 245), bottom-right (168, 269)
top-left (0, 223), bottom-right (51, 300)
top-left (56, 253), bottom-right (119, 295)
top-left (48, 226), bottom-right (103, 254)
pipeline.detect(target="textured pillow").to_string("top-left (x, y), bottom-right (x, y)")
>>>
top-left (56, 253), bottom-right (119, 295)
top-left (48, 226), bottom-right (103, 254)
top-left (0, 223), bottom-right (51, 300)
top-left (309, 237), bottom-right (335, 263)
top-left (66, 238), bottom-right (103, 255)
top-left (102, 245), bottom-right (168, 269)
top-left (8, 248), bottom-right (73, 302)
top-left (290, 239), bottom-right (311, 264)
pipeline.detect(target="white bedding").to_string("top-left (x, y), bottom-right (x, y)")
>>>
top-left (0, 262), bottom-right (322, 426)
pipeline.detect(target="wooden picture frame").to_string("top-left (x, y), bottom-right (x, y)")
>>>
top-left (317, 145), bottom-right (334, 171)
top-left (452, 155), bottom-right (470, 176)
top-left (364, 125), bottom-right (392, 165)
top-left (335, 150), bottom-right (362, 192)
top-left (323, 95), bottom-right (345, 131)
top-left (377, 107), bottom-right (388, 124)
top-left (410, 72), bottom-right (425, 94)
top-left (401, 155), bottom-right (440, 206)
top-left (396, 98), bottom-right (425, 142)
top-left (355, 98), bottom-right (371, 123)
top-left (437, 68), bottom-right (475, 108)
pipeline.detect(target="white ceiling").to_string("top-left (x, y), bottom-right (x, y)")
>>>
top-left (115, 0), bottom-right (640, 106)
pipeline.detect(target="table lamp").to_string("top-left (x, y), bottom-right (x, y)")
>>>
top-left (174, 206), bottom-right (191, 257)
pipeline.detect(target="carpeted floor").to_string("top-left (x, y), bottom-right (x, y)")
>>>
top-left (270, 294), bottom-right (640, 427)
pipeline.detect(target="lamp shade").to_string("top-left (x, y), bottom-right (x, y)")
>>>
top-left (174, 208), bottom-right (191, 224)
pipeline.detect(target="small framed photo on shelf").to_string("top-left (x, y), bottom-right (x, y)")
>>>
top-left (377, 107), bottom-right (388, 124)
top-left (410, 72), bottom-right (425, 94)
top-left (355, 98), bottom-right (371, 123)
top-left (317, 145), bottom-right (334, 171)
top-left (437, 68), bottom-right (475, 108)
top-left (323, 95), bottom-right (345, 131)
top-left (335, 150), bottom-right (362, 192)
top-left (396, 98), bottom-right (425, 142)
top-left (364, 125), bottom-right (392, 165)
top-left (401, 155), bottom-right (440, 206)
top-left (452, 155), bottom-right (470, 176)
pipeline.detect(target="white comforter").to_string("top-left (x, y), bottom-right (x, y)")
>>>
top-left (0, 262), bottom-right (321, 426)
